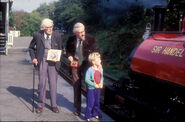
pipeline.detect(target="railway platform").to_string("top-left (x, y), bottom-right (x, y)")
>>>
top-left (0, 37), bottom-right (114, 121)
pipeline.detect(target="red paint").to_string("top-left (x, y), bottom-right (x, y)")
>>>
top-left (131, 33), bottom-right (185, 86)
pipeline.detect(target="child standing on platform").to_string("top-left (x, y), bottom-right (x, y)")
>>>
top-left (85, 52), bottom-right (103, 121)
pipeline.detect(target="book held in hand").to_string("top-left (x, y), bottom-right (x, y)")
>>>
top-left (47, 49), bottom-right (62, 61)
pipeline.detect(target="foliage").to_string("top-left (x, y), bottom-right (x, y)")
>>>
top-left (35, 2), bottom-right (56, 19)
top-left (10, 2), bottom-right (56, 36)
top-left (93, 5), bottom-right (152, 78)
top-left (11, 11), bottom-right (41, 36)
top-left (9, 11), bottom-right (15, 29)
top-left (80, 0), bottom-right (101, 26)
top-left (22, 12), bottom-right (42, 36)
top-left (54, 0), bottom-right (84, 31)
top-left (164, 0), bottom-right (185, 31)
top-left (35, 3), bottom-right (50, 18)
top-left (11, 11), bottom-right (29, 34)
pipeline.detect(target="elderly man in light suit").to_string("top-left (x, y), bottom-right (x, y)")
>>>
top-left (29, 18), bottom-right (62, 113)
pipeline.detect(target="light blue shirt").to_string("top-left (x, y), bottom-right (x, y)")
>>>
top-left (85, 67), bottom-right (104, 89)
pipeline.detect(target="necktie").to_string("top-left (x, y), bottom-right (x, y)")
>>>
top-left (78, 40), bottom-right (83, 66)
top-left (46, 34), bottom-right (50, 40)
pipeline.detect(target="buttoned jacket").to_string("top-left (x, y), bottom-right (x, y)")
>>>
top-left (29, 30), bottom-right (63, 71)
top-left (66, 33), bottom-right (99, 62)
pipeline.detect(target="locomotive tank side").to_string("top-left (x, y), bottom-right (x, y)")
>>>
top-left (130, 33), bottom-right (185, 87)
top-left (128, 32), bottom-right (185, 121)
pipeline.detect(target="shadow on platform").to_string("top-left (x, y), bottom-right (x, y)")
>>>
top-left (7, 86), bottom-right (58, 112)
top-left (7, 86), bottom-right (78, 114)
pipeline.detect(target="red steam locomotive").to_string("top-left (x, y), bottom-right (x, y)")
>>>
top-left (104, 5), bottom-right (185, 122)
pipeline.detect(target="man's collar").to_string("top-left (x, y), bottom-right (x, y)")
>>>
top-left (44, 33), bottom-right (51, 39)
top-left (77, 37), bottom-right (80, 42)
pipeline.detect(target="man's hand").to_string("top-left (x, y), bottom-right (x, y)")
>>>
top-left (51, 59), bottom-right (57, 62)
top-left (32, 58), bottom-right (38, 66)
top-left (68, 56), bottom-right (73, 62)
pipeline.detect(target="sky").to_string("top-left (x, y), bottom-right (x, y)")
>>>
top-left (12, 0), bottom-right (59, 13)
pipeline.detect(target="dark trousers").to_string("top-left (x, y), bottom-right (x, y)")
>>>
top-left (71, 67), bottom-right (82, 111)
top-left (85, 89), bottom-right (100, 119)
top-left (37, 58), bottom-right (58, 108)
top-left (71, 61), bottom-right (89, 111)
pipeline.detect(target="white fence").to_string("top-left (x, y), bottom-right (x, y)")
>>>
top-left (7, 30), bottom-right (21, 47)
top-left (7, 33), bottom-right (13, 46)
top-left (9, 30), bottom-right (20, 37)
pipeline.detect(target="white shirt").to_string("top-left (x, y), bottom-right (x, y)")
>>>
top-left (44, 33), bottom-right (51, 39)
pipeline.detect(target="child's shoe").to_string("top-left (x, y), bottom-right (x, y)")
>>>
top-left (95, 116), bottom-right (99, 119)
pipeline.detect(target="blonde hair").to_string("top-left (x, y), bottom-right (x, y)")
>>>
top-left (73, 22), bottom-right (85, 33)
top-left (88, 52), bottom-right (101, 64)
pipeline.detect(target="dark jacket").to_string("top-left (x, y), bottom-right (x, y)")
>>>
top-left (66, 33), bottom-right (99, 61)
top-left (29, 30), bottom-right (63, 71)
top-left (66, 33), bottom-right (99, 72)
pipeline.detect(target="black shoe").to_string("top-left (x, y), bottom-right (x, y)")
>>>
top-left (74, 110), bottom-right (81, 116)
top-left (36, 107), bottom-right (43, 113)
top-left (98, 113), bottom-right (102, 118)
top-left (52, 107), bottom-right (59, 113)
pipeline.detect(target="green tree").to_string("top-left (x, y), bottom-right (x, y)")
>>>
top-left (81, 0), bottom-right (101, 27)
top-left (12, 11), bottom-right (29, 34)
top-left (54, 0), bottom-right (84, 31)
top-left (11, 11), bottom-right (41, 36)
top-left (21, 11), bottom-right (42, 36)
top-left (164, 0), bottom-right (185, 31)
top-left (35, 3), bottom-right (50, 18)
top-left (9, 11), bottom-right (15, 29)
top-left (35, 2), bottom-right (56, 19)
